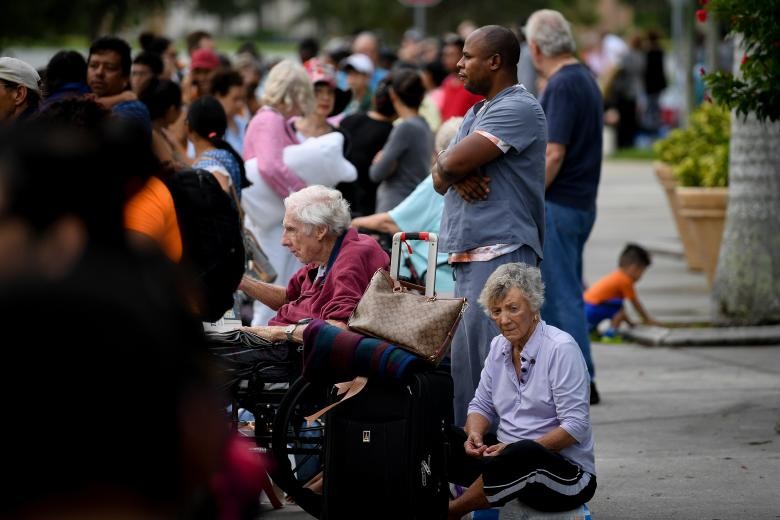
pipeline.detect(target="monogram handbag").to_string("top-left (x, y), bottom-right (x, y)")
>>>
top-left (348, 233), bottom-right (467, 364)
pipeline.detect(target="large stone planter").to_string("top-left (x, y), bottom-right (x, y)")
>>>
top-left (675, 187), bottom-right (729, 286)
top-left (654, 162), bottom-right (703, 270)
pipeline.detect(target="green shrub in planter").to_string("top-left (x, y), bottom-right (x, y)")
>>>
top-left (653, 103), bottom-right (730, 187)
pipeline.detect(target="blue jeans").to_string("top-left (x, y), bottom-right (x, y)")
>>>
top-left (540, 201), bottom-right (596, 379)
top-left (585, 299), bottom-right (624, 331)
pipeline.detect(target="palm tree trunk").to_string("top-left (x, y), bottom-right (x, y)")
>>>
top-left (711, 112), bottom-right (780, 324)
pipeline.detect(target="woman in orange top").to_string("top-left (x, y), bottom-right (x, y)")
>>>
top-left (124, 175), bottom-right (182, 262)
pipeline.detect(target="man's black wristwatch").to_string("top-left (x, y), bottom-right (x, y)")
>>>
top-left (285, 317), bottom-right (313, 342)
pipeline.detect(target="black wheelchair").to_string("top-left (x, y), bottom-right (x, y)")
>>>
top-left (206, 330), bottom-right (328, 517)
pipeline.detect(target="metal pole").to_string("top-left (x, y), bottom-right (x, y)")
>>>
top-left (414, 5), bottom-right (426, 37)
top-left (671, 0), bottom-right (693, 128)
top-left (704, 12), bottom-right (719, 72)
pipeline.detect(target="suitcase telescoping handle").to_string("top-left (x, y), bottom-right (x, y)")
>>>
top-left (390, 232), bottom-right (438, 298)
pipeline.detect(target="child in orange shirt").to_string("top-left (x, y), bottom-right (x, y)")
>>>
top-left (584, 244), bottom-right (658, 337)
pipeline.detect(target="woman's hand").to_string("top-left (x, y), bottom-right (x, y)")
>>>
top-left (464, 431), bottom-right (488, 458)
top-left (483, 442), bottom-right (508, 457)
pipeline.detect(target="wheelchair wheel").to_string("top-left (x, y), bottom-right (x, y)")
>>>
top-left (270, 376), bottom-right (329, 517)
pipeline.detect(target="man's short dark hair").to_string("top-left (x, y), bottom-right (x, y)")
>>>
top-left (133, 51), bottom-right (164, 76)
top-left (298, 37), bottom-right (320, 62)
top-left (139, 78), bottom-right (182, 120)
top-left (389, 67), bottom-right (425, 110)
top-left (186, 30), bottom-right (212, 54)
top-left (139, 32), bottom-right (171, 55)
top-left (424, 60), bottom-right (448, 88)
top-left (208, 68), bottom-right (243, 97)
top-left (89, 36), bottom-right (132, 77)
top-left (44, 50), bottom-right (87, 97)
top-left (479, 25), bottom-right (521, 71)
top-left (441, 34), bottom-right (465, 51)
top-left (619, 243), bottom-right (652, 268)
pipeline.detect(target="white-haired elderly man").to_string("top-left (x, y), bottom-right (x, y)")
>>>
top-left (240, 185), bottom-right (389, 342)
top-left (447, 262), bottom-right (595, 520)
top-left (525, 9), bottom-right (605, 404)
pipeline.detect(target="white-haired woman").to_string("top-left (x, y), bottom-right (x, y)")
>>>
top-left (241, 60), bottom-right (316, 325)
top-left (448, 263), bottom-right (596, 519)
top-left (240, 185), bottom-right (388, 340)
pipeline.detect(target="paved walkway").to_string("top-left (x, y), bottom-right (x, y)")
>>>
top-left (261, 160), bottom-right (780, 519)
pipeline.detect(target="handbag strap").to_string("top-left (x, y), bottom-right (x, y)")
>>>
top-left (303, 376), bottom-right (368, 424)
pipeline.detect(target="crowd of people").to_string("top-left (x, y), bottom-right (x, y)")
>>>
top-left (0, 11), bottom-right (671, 518)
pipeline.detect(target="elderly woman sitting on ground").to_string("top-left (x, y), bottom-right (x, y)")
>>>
top-left (240, 185), bottom-right (389, 342)
top-left (448, 263), bottom-right (596, 519)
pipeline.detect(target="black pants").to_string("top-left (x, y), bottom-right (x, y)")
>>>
top-left (447, 428), bottom-right (596, 512)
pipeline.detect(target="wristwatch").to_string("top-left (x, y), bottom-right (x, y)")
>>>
top-left (285, 318), bottom-right (314, 342)
top-left (284, 323), bottom-right (297, 342)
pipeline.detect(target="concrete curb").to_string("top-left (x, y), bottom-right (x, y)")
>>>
top-left (622, 324), bottom-right (780, 346)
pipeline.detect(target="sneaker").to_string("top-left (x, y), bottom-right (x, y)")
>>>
top-left (590, 382), bottom-right (601, 405)
top-left (599, 334), bottom-right (624, 344)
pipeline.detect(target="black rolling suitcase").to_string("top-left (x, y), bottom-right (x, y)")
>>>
top-left (322, 370), bottom-right (453, 520)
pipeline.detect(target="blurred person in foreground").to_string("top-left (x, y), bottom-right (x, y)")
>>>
top-left (447, 263), bottom-right (596, 519)
top-left (0, 116), bottom-right (268, 520)
top-left (0, 279), bottom-right (228, 520)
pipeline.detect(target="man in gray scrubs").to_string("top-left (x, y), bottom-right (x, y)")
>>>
top-left (433, 25), bottom-right (547, 425)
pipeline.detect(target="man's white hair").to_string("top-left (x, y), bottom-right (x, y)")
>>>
top-left (525, 10), bottom-right (577, 57)
top-left (435, 116), bottom-right (463, 153)
top-left (284, 185), bottom-right (352, 236)
top-left (262, 59), bottom-right (315, 115)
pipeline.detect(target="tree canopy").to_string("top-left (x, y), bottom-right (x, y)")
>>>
top-left (702, 0), bottom-right (780, 122)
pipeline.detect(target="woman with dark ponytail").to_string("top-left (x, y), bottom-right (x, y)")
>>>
top-left (187, 95), bottom-right (250, 198)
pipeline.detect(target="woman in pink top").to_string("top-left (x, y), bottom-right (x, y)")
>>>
top-left (241, 60), bottom-right (316, 326)
top-left (242, 60), bottom-right (314, 198)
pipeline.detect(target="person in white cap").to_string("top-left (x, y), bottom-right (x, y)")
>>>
top-left (0, 57), bottom-right (41, 123)
top-left (340, 53), bottom-right (374, 116)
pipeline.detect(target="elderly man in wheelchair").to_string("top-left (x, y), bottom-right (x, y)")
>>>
top-left (239, 184), bottom-right (388, 342)
top-left (212, 185), bottom-right (387, 515)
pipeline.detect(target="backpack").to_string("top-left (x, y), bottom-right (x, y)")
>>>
top-left (166, 168), bottom-right (245, 322)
